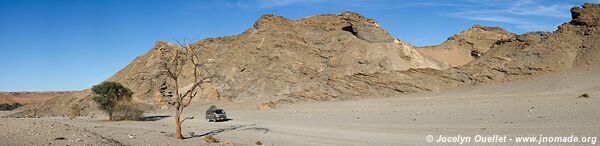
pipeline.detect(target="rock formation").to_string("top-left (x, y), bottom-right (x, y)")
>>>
top-left (417, 25), bottom-right (516, 66)
top-left (7, 3), bottom-right (600, 117)
top-left (105, 12), bottom-right (448, 106)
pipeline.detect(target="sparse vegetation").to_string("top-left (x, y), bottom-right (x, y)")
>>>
top-left (255, 140), bottom-right (263, 145)
top-left (111, 102), bottom-right (145, 121)
top-left (202, 135), bottom-right (219, 143)
top-left (259, 102), bottom-right (276, 110)
top-left (68, 104), bottom-right (83, 119)
top-left (579, 93), bottom-right (591, 98)
top-left (159, 40), bottom-right (217, 139)
top-left (0, 103), bottom-right (22, 111)
top-left (91, 81), bottom-right (143, 120)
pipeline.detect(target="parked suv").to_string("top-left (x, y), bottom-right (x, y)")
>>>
top-left (206, 105), bottom-right (227, 122)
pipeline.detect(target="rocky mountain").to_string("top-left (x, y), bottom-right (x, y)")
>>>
top-left (388, 3), bottom-right (600, 88)
top-left (417, 25), bottom-right (516, 66)
top-left (7, 3), bottom-right (600, 117)
top-left (456, 3), bottom-right (600, 81)
top-left (107, 12), bottom-right (451, 108)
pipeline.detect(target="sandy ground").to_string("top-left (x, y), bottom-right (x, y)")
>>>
top-left (1, 69), bottom-right (599, 146)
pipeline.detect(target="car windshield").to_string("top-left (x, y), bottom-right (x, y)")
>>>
top-left (215, 110), bottom-right (225, 114)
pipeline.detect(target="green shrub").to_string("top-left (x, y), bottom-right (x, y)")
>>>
top-left (111, 102), bottom-right (145, 121)
top-left (0, 103), bottom-right (23, 111)
top-left (91, 81), bottom-right (140, 120)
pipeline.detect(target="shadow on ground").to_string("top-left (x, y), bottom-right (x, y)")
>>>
top-left (194, 124), bottom-right (270, 137)
top-left (212, 118), bottom-right (233, 122)
top-left (141, 115), bottom-right (170, 121)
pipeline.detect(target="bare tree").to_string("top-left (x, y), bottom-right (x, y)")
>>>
top-left (159, 40), bottom-right (211, 139)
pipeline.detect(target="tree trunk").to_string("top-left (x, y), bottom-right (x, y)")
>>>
top-left (175, 111), bottom-right (183, 139)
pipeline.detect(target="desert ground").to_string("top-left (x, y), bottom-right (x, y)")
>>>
top-left (1, 67), bottom-right (598, 146)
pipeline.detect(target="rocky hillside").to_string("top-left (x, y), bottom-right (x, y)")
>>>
top-left (320, 3), bottom-right (600, 106)
top-left (105, 12), bottom-right (450, 107)
top-left (417, 25), bottom-right (516, 66)
top-left (388, 3), bottom-right (600, 87)
top-left (7, 3), bottom-right (600, 117)
top-left (456, 3), bottom-right (600, 82)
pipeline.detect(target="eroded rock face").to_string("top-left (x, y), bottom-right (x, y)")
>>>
top-left (570, 3), bottom-right (600, 27)
top-left (417, 25), bottom-right (516, 66)
top-left (462, 3), bottom-right (599, 81)
top-left (102, 12), bottom-right (447, 106)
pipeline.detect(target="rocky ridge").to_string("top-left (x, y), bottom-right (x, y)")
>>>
top-left (417, 25), bottom-right (516, 66)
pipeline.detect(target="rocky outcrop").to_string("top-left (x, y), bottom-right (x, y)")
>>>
top-left (104, 11), bottom-right (447, 106)
top-left (570, 3), bottom-right (600, 27)
top-left (414, 3), bottom-right (599, 85)
top-left (417, 25), bottom-right (516, 66)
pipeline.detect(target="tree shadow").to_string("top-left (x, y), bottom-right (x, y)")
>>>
top-left (193, 124), bottom-right (270, 137)
top-left (242, 127), bottom-right (270, 134)
top-left (141, 115), bottom-right (170, 121)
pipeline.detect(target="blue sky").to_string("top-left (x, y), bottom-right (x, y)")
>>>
top-left (0, 0), bottom-right (596, 91)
